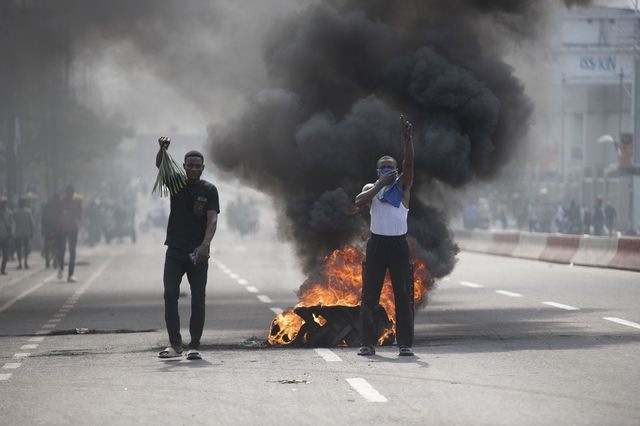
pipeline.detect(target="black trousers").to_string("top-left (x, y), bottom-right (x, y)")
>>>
top-left (57, 230), bottom-right (78, 277)
top-left (15, 238), bottom-right (30, 267)
top-left (360, 234), bottom-right (414, 347)
top-left (163, 246), bottom-right (208, 349)
top-left (0, 238), bottom-right (9, 273)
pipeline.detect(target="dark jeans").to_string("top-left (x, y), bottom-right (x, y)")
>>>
top-left (57, 230), bottom-right (78, 277)
top-left (0, 238), bottom-right (9, 273)
top-left (43, 234), bottom-right (55, 268)
top-left (15, 237), bottom-right (30, 267)
top-left (360, 234), bottom-right (414, 347)
top-left (163, 246), bottom-right (208, 349)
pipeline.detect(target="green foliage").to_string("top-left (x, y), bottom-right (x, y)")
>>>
top-left (153, 148), bottom-right (187, 197)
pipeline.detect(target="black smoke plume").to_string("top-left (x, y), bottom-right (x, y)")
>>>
top-left (208, 0), bottom-right (588, 278)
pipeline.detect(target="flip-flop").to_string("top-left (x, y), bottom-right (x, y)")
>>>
top-left (158, 347), bottom-right (183, 359)
top-left (186, 349), bottom-right (202, 360)
top-left (399, 345), bottom-right (414, 357)
top-left (357, 345), bottom-right (376, 356)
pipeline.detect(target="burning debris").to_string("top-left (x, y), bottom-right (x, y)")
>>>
top-left (267, 246), bottom-right (432, 347)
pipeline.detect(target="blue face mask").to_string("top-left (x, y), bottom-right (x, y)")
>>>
top-left (378, 166), bottom-right (395, 178)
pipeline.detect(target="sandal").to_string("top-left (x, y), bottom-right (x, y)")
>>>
top-left (186, 349), bottom-right (202, 360)
top-left (158, 346), bottom-right (183, 359)
top-left (357, 345), bottom-right (376, 356)
top-left (399, 345), bottom-right (414, 357)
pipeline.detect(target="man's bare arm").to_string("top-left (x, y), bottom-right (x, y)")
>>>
top-left (194, 210), bottom-right (218, 263)
top-left (156, 136), bottom-right (170, 168)
top-left (400, 115), bottom-right (414, 192)
top-left (355, 170), bottom-right (397, 208)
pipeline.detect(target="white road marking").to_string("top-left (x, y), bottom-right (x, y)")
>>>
top-left (228, 273), bottom-right (238, 279)
top-left (315, 348), bottom-right (342, 362)
top-left (0, 273), bottom-right (56, 314)
top-left (2, 363), bottom-right (21, 369)
top-left (346, 378), bottom-right (388, 402)
top-left (20, 344), bottom-right (38, 350)
top-left (542, 301), bottom-right (579, 311)
top-left (53, 313), bottom-right (66, 318)
top-left (42, 323), bottom-right (57, 329)
top-left (237, 278), bottom-right (249, 285)
top-left (0, 373), bottom-right (12, 381)
top-left (48, 318), bottom-right (61, 323)
top-left (495, 290), bottom-right (523, 298)
top-left (59, 308), bottom-right (70, 313)
top-left (270, 307), bottom-right (283, 315)
top-left (13, 353), bottom-right (30, 359)
top-left (460, 281), bottom-right (484, 288)
top-left (257, 295), bottom-right (273, 303)
top-left (61, 304), bottom-right (74, 309)
top-left (28, 337), bottom-right (45, 342)
top-left (246, 286), bottom-right (259, 293)
top-left (34, 330), bottom-right (50, 335)
top-left (603, 317), bottom-right (640, 330)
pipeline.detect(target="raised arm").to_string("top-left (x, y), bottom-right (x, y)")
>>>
top-left (399, 115), bottom-right (413, 193)
top-left (156, 136), bottom-right (170, 168)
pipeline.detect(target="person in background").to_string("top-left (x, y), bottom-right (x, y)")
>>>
top-left (41, 196), bottom-right (58, 268)
top-left (605, 201), bottom-right (617, 237)
top-left (13, 197), bottom-right (33, 270)
top-left (592, 195), bottom-right (605, 236)
top-left (0, 198), bottom-right (12, 275)
top-left (56, 185), bottom-right (82, 282)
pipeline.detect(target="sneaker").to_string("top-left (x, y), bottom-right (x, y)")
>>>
top-left (357, 345), bottom-right (376, 356)
top-left (398, 345), bottom-right (414, 356)
top-left (57, 270), bottom-right (63, 280)
top-left (67, 276), bottom-right (77, 283)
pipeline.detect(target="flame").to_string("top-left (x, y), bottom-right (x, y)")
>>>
top-left (268, 245), bottom-right (432, 346)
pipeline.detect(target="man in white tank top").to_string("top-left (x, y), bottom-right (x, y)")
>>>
top-left (354, 115), bottom-right (415, 357)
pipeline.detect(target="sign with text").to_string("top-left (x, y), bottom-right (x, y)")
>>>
top-left (559, 52), bottom-right (634, 82)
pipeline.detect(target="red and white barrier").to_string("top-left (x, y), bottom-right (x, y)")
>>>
top-left (454, 229), bottom-right (640, 272)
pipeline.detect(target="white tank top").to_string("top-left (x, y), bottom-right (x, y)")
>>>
top-left (370, 192), bottom-right (409, 236)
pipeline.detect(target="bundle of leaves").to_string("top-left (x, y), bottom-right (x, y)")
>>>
top-left (152, 148), bottom-right (187, 197)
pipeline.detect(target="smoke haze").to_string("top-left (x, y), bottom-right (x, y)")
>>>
top-left (208, 0), bottom-right (588, 277)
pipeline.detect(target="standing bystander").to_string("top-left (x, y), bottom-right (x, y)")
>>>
top-left (56, 185), bottom-right (82, 282)
top-left (13, 197), bottom-right (33, 269)
top-left (0, 198), bottom-right (12, 275)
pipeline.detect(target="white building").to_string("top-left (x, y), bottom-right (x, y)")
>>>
top-left (547, 2), bottom-right (640, 232)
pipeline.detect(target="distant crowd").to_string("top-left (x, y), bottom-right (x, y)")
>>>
top-left (0, 185), bottom-right (137, 279)
top-left (463, 193), bottom-right (623, 237)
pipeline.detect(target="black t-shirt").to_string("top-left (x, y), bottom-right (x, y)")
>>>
top-left (165, 179), bottom-right (220, 252)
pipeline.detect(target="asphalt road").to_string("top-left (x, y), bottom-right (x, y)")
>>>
top-left (1, 230), bottom-right (639, 425)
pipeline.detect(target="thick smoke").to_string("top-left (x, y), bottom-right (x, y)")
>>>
top-left (210, 0), bottom-right (594, 277)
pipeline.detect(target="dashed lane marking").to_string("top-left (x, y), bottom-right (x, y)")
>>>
top-left (42, 324), bottom-right (57, 329)
top-left (270, 307), bottom-right (283, 315)
top-left (542, 301), bottom-right (579, 311)
top-left (237, 278), bottom-right (248, 285)
top-left (2, 363), bottom-right (21, 369)
top-left (0, 273), bottom-right (56, 314)
top-left (603, 317), bottom-right (640, 330)
top-left (246, 286), bottom-right (259, 293)
top-left (20, 344), bottom-right (38, 350)
top-left (53, 313), bottom-right (66, 318)
top-left (459, 281), bottom-right (484, 288)
top-left (48, 318), bottom-right (61, 323)
top-left (315, 348), bottom-right (342, 362)
top-left (0, 373), bottom-right (12, 381)
top-left (495, 290), bottom-right (523, 298)
top-left (13, 353), bottom-right (30, 359)
top-left (28, 337), bottom-right (44, 342)
top-left (257, 295), bottom-right (272, 303)
top-left (229, 273), bottom-right (239, 280)
top-left (346, 378), bottom-right (388, 402)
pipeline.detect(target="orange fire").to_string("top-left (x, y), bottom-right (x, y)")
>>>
top-left (268, 245), bottom-right (432, 346)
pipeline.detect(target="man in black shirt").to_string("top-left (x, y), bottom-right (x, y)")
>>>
top-left (156, 137), bottom-right (219, 360)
